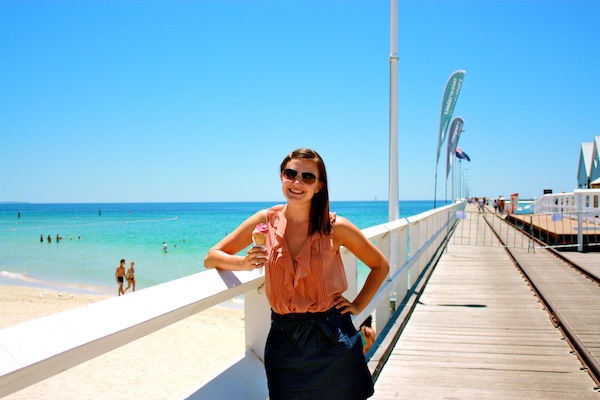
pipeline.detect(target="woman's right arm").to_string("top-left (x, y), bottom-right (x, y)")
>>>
top-left (204, 209), bottom-right (268, 271)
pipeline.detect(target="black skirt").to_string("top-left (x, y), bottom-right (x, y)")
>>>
top-left (264, 307), bottom-right (374, 400)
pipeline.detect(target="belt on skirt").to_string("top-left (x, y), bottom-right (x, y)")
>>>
top-left (270, 307), bottom-right (341, 350)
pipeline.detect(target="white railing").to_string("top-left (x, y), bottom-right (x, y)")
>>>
top-left (533, 189), bottom-right (600, 251)
top-left (0, 201), bottom-right (465, 399)
top-left (534, 189), bottom-right (600, 216)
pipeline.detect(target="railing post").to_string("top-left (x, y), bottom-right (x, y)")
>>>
top-left (244, 282), bottom-right (271, 361)
top-left (377, 231), bottom-right (392, 329)
top-left (341, 248), bottom-right (359, 302)
top-left (406, 217), bottom-right (420, 287)
top-left (386, 219), bottom-right (409, 314)
top-left (576, 191), bottom-right (584, 252)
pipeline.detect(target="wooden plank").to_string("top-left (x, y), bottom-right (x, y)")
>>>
top-left (371, 212), bottom-right (599, 399)
top-left (509, 214), bottom-right (598, 235)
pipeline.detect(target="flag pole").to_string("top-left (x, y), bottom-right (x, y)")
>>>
top-left (434, 70), bottom-right (466, 209)
top-left (433, 168), bottom-right (438, 208)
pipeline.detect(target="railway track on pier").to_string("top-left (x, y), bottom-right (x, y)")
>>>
top-left (483, 212), bottom-right (600, 388)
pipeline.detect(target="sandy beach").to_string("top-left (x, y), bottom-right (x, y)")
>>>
top-left (1, 284), bottom-right (245, 400)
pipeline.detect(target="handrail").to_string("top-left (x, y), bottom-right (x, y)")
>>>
top-left (0, 268), bottom-right (265, 397)
top-left (534, 189), bottom-right (600, 214)
top-left (0, 201), bottom-right (465, 398)
top-left (533, 189), bottom-right (600, 251)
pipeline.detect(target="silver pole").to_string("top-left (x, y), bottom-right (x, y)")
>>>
top-left (451, 157), bottom-right (455, 202)
top-left (388, 0), bottom-right (399, 222)
top-left (387, 0), bottom-right (399, 310)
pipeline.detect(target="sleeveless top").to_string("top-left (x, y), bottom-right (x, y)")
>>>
top-left (264, 205), bottom-right (348, 314)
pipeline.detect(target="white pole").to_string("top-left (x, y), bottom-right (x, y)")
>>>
top-left (454, 158), bottom-right (463, 199)
top-left (388, 0), bottom-right (399, 222)
top-left (463, 168), bottom-right (469, 199)
top-left (577, 191), bottom-right (583, 252)
top-left (387, 0), bottom-right (399, 313)
top-left (451, 157), bottom-right (455, 202)
top-left (460, 164), bottom-right (463, 199)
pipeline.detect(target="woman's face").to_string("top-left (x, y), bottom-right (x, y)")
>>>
top-left (280, 159), bottom-right (323, 205)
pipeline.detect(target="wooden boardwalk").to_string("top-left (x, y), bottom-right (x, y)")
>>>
top-left (506, 212), bottom-right (600, 248)
top-left (371, 208), bottom-right (600, 399)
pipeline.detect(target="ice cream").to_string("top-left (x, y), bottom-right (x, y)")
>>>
top-left (252, 223), bottom-right (268, 246)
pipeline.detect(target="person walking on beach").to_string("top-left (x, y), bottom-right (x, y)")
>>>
top-left (205, 148), bottom-right (389, 399)
top-left (124, 261), bottom-right (136, 293)
top-left (162, 242), bottom-right (168, 253)
top-left (115, 259), bottom-right (126, 296)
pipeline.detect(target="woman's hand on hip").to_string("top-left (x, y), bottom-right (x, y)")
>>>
top-left (333, 295), bottom-right (360, 315)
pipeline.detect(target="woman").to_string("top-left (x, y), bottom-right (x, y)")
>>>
top-left (124, 260), bottom-right (136, 293)
top-left (204, 148), bottom-right (389, 399)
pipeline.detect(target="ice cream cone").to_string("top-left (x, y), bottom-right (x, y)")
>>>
top-left (252, 223), bottom-right (268, 247)
top-left (253, 233), bottom-right (266, 246)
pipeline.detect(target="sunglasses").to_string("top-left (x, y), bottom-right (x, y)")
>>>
top-left (282, 168), bottom-right (317, 184)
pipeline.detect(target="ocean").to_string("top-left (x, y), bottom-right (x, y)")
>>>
top-left (0, 201), bottom-right (439, 295)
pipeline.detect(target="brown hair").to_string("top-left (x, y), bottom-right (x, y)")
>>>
top-left (280, 148), bottom-right (331, 236)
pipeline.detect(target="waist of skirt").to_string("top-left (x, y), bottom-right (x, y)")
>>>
top-left (270, 306), bottom-right (341, 324)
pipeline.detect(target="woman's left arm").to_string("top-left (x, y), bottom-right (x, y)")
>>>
top-left (333, 216), bottom-right (390, 315)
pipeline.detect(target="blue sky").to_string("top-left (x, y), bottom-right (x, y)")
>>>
top-left (1, 0), bottom-right (598, 204)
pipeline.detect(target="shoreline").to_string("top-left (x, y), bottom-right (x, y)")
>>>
top-left (0, 271), bottom-right (114, 296)
top-left (0, 284), bottom-right (112, 329)
top-left (0, 270), bottom-right (245, 310)
top-left (1, 284), bottom-right (246, 399)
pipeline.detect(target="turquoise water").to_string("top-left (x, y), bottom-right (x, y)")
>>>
top-left (0, 201), bottom-right (438, 295)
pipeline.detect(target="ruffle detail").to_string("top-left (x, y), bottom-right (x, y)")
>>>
top-left (291, 235), bottom-right (318, 288)
top-left (270, 208), bottom-right (319, 294)
top-left (266, 205), bottom-right (346, 314)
